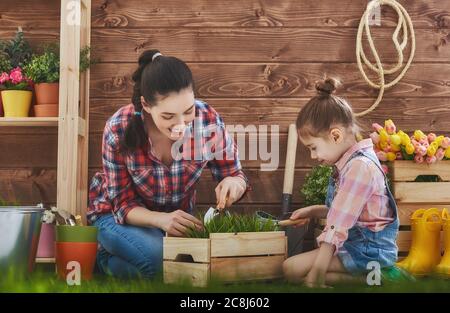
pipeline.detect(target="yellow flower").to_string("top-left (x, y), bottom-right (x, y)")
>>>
top-left (391, 144), bottom-right (401, 152)
top-left (435, 135), bottom-right (444, 146)
top-left (445, 147), bottom-right (450, 159)
top-left (405, 143), bottom-right (415, 154)
top-left (379, 141), bottom-right (389, 150)
top-left (414, 130), bottom-right (426, 141)
top-left (397, 130), bottom-right (410, 145)
top-left (427, 145), bottom-right (437, 157)
top-left (390, 134), bottom-right (401, 146)
top-left (386, 152), bottom-right (397, 161)
top-left (384, 119), bottom-right (396, 134)
top-left (379, 129), bottom-right (389, 143)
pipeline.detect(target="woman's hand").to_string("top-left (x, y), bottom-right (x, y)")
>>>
top-left (215, 176), bottom-right (247, 209)
top-left (158, 210), bottom-right (203, 237)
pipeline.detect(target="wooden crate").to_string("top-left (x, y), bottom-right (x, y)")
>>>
top-left (390, 161), bottom-right (449, 255)
top-left (163, 231), bottom-right (287, 287)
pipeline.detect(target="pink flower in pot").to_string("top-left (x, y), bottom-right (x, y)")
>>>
top-left (419, 138), bottom-right (429, 147)
top-left (372, 123), bottom-right (383, 133)
top-left (426, 155), bottom-right (437, 164)
top-left (9, 67), bottom-right (24, 84)
top-left (0, 72), bottom-right (9, 84)
top-left (415, 145), bottom-right (427, 156)
top-left (427, 133), bottom-right (437, 143)
top-left (441, 137), bottom-right (450, 149)
top-left (436, 148), bottom-right (445, 161)
top-left (414, 154), bottom-right (424, 164)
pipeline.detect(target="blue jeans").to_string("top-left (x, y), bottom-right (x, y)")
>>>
top-left (93, 213), bottom-right (164, 279)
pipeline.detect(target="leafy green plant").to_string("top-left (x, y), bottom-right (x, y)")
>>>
top-left (300, 165), bottom-right (333, 206)
top-left (24, 43), bottom-right (98, 83)
top-left (0, 30), bottom-right (32, 68)
top-left (185, 213), bottom-right (279, 238)
top-left (80, 46), bottom-right (99, 73)
top-left (0, 53), bottom-right (12, 74)
top-left (24, 51), bottom-right (60, 83)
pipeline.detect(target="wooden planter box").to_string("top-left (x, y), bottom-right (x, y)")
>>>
top-left (390, 161), bottom-right (449, 256)
top-left (163, 231), bottom-right (287, 287)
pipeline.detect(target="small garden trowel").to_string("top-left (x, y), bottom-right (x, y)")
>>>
top-left (203, 195), bottom-right (230, 224)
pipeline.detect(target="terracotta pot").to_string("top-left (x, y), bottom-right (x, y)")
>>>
top-left (34, 82), bottom-right (59, 105)
top-left (36, 223), bottom-right (56, 258)
top-left (1, 90), bottom-right (33, 117)
top-left (34, 104), bottom-right (58, 117)
top-left (55, 241), bottom-right (98, 281)
top-left (56, 225), bottom-right (97, 243)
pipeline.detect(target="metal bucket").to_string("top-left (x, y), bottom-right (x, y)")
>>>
top-left (0, 206), bottom-right (45, 276)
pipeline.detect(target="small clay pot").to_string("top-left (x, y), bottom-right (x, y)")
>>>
top-left (34, 83), bottom-right (59, 105)
top-left (34, 104), bottom-right (58, 117)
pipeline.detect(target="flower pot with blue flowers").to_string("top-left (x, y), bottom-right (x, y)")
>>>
top-left (0, 67), bottom-right (33, 117)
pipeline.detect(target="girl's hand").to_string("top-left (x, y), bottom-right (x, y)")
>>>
top-left (215, 176), bottom-right (247, 209)
top-left (290, 205), bottom-right (328, 220)
top-left (304, 268), bottom-right (329, 288)
top-left (290, 206), bottom-right (314, 220)
top-left (159, 210), bottom-right (203, 237)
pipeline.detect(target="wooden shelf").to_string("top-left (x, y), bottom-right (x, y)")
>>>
top-left (36, 257), bottom-right (56, 264)
top-left (0, 117), bottom-right (58, 127)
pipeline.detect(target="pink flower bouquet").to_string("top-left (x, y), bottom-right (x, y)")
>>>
top-left (0, 67), bottom-right (32, 91)
top-left (370, 119), bottom-right (450, 164)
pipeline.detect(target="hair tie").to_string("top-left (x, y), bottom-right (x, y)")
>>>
top-left (134, 111), bottom-right (142, 116)
top-left (152, 52), bottom-right (162, 61)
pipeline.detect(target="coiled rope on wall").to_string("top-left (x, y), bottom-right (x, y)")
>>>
top-left (355, 0), bottom-right (416, 117)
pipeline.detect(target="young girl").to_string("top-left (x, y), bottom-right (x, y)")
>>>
top-left (88, 50), bottom-right (249, 279)
top-left (283, 78), bottom-right (399, 287)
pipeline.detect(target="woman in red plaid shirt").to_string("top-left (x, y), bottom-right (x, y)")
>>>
top-left (87, 50), bottom-right (249, 279)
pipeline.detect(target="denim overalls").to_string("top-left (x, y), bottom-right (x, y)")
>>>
top-left (325, 149), bottom-right (399, 274)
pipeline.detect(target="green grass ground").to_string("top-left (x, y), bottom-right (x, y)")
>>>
top-left (1, 267), bottom-right (449, 293)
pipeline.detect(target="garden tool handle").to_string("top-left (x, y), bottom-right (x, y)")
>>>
top-left (217, 194), bottom-right (230, 211)
top-left (278, 218), bottom-right (310, 227)
top-left (282, 124), bottom-right (298, 215)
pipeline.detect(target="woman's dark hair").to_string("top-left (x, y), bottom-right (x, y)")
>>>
top-left (296, 77), bottom-right (360, 138)
top-left (121, 49), bottom-right (194, 152)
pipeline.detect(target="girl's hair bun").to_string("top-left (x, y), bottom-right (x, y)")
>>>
top-left (315, 77), bottom-right (340, 96)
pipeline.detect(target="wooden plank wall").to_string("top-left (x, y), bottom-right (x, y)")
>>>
top-left (1, 0), bottom-right (449, 219)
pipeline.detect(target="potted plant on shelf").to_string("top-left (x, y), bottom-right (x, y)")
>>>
top-left (24, 44), bottom-right (60, 117)
top-left (0, 29), bottom-right (31, 118)
top-left (24, 44), bottom-right (97, 117)
top-left (0, 67), bottom-right (33, 117)
top-left (0, 29), bottom-right (32, 69)
top-left (0, 54), bottom-right (12, 117)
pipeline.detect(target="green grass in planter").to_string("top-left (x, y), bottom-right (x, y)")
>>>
top-left (185, 213), bottom-right (280, 238)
